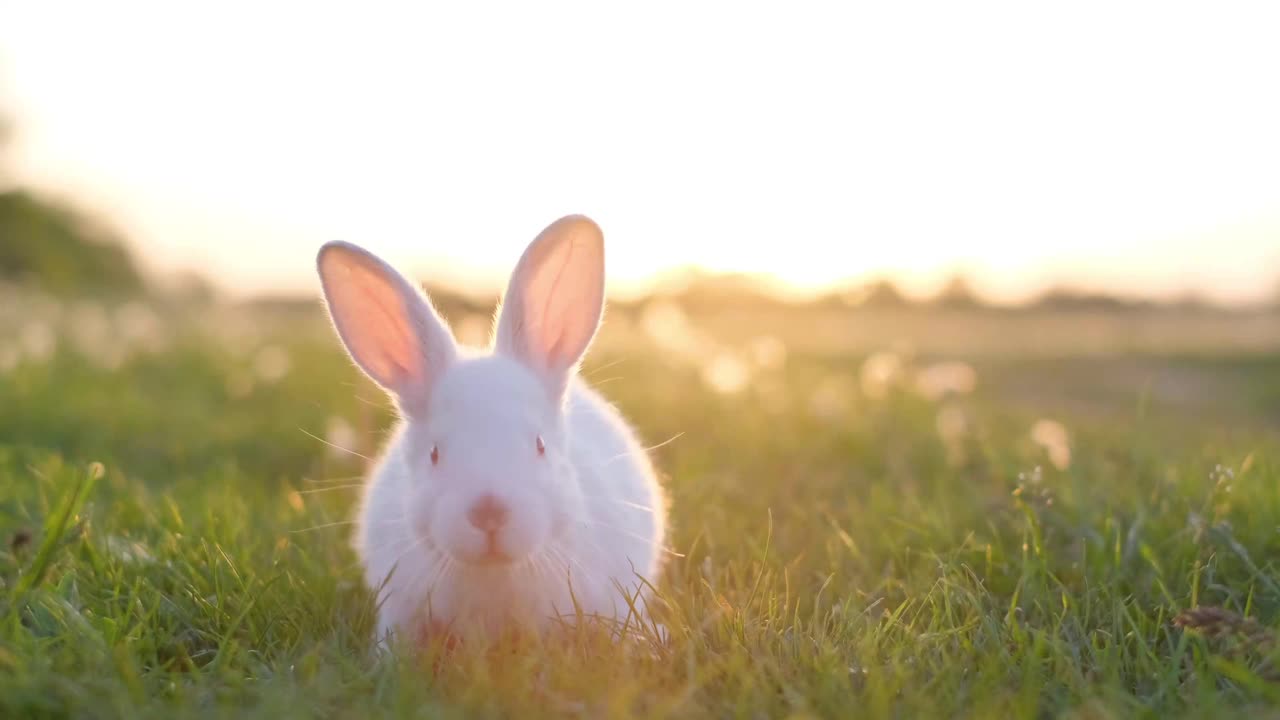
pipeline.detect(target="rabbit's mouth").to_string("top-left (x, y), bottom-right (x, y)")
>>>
top-left (471, 547), bottom-right (516, 566)
top-left (447, 534), bottom-right (525, 566)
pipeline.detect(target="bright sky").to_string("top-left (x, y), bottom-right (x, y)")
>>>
top-left (2, 1), bottom-right (1278, 303)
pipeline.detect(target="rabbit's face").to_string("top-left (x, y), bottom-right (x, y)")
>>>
top-left (404, 355), bottom-right (583, 566)
top-left (317, 214), bottom-right (606, 566)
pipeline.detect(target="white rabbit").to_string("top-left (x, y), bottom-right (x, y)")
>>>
top-left (315, 215), bottom-right (668, 645)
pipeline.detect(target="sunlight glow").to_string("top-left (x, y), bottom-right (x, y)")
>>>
top-left (2, 1), bottom-right (1278, 302)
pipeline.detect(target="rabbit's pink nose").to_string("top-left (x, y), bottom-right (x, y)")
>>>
top-left (467, 494), bottom-right (509, 533)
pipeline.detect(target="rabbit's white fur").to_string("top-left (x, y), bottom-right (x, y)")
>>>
top-left (316, 215), bottom-right (667, 643)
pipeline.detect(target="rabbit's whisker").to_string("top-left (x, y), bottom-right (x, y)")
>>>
top-left (574, 518), bottom-right (684, 557)
top-left (575, 496), bottom-right (657, 513)
top-left (383, 536), bottom-right (428, 581)
top-left (345, 513), bottom-right (416, 571)
top-left (422, 553), bottom-right (453, 596)
top-left (642, 433), bottom-right (684, 453)
top-left (298, 484), bottom-right (364, 495)
top-left (300, 428), bottom-right (374, 462)
top-left (590, 432), bottom-right (684, 470)
top-left (551, 547), bottom-right (592, 583)
top-left (291, 520), bottom-right (357, 533)
top-left (304, 475), bottom-right (367, 485)
top-left (581, 357), bottom-right (626, 379)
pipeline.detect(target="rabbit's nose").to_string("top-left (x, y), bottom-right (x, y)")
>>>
top-left (467, 494), bottom-right (509, 533)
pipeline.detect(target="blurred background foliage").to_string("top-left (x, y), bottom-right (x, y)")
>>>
top-left (0, 107), bottom-right (146, 298)
top-left (0, 190), bottom-right (146, 297)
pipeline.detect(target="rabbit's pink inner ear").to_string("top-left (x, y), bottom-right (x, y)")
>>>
top-left (317, 243), bottom-right (453, 408)
top-left (323, 259), bottom-right (420, 384)
top-left (495, 216), bottom-right (605, 383)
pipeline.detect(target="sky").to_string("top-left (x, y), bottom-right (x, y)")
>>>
top-left (2, 1), bottom-right (1278, 303)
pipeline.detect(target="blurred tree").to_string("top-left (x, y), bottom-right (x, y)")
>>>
top-left (0, 190), bottom-right (146, 296)
top-left (930, 274), bottom-right (982, 309)
top-left (824, 277), bottom-right (911, 308)
top-left (649, 266), bottom-right (787, 310)
top-left (1029, 287), bottom-right (1145, 312)
top-left (0, 104), bottom-right (147, 297)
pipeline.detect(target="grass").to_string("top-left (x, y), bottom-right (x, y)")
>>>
top-left (2, 298), bottom-right (1280, 718)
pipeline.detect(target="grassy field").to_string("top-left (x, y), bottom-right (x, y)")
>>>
top-left (2, 294), bottom-right (1280, 718)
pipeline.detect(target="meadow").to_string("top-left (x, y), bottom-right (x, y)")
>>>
top-left (2, 288), bottom-right (1279, 718)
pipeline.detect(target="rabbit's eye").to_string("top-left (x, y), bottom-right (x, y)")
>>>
top-left (430, 444), bottom-right (440, 466)
top-left (536, 435), bottom-right (546, 457)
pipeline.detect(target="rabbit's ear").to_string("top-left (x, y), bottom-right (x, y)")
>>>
top-left (493, 215), bottom-right (605, 399)
top-left (317, 241), bottom-right (456, 417)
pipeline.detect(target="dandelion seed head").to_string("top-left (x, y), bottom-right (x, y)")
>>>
top-left (702, 352), bottom-right (751, 395)
top-left (809, 375), bottom-right (854, 420)
top-left (641, 301), bottom-right (710, 361)
top-left (253, 345), bottom-right (292, 383)
top-left (20, 321), bottom-right (56, 362)
top-left (1031, 419), bottom-right (1071, 470)
top-left (748, 335), bottom-right (788, 370)
top-left (915, 361), bottom-right (977, 401)
top-left (860, 351), bottom-right (903, 399)
top-left (325, 416), bottom-right (359, 460)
